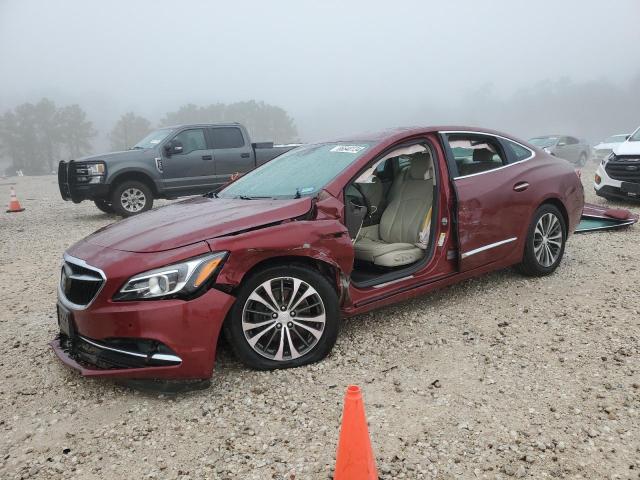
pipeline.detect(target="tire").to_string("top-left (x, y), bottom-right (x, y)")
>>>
top-left (94, 199), bottom-right (115, 214)
top-left (110, 180), bottom-right (154, 217)
top-left (517, 204), bottom-right (566, 277)
top-left (578, 153), bottom-right (587, 167)
top-left (224, 264), bottom-right (340, 370)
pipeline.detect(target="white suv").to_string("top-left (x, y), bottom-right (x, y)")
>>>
top-left (595, 126), bottom-right (640, 202)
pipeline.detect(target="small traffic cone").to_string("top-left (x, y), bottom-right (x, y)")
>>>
top-left (334, 385), bottom-right (378, 480)
top-left (6, 186), bottom-right (25, 213)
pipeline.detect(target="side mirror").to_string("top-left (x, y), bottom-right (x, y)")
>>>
top-left (164, 140), bottom-right (183, 156)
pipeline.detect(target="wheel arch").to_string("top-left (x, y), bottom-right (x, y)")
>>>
top-left (228, 255), bottom-right (341, 297)
top-left (109, 170), bottom-right (159, 197)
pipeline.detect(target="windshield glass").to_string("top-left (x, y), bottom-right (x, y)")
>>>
top-left (133, 128), bottom-right (174, 149)
top-left (528, 136), bottom-right (559, 148)
top-left (219, 142), bottom-right (372, 199)
top-left (603, 135), bottom-right (628, 144)
top-left (629, 128), bottom-right (640, 142)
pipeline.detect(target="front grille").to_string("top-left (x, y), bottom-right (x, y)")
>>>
top-left (60, 258), bottom-right (105, 307)
top-left (605, 157), bottom-right (640, 183)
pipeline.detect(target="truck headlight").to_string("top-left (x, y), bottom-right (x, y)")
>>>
top-left (87, 163), bottom-right (105, 176)
top-left (113, 252), bottom-right (227, 301)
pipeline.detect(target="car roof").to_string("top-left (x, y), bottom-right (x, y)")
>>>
top-left (162, 123), bottom-right (243, 129)
top-left (328, 125), bottom-right (522, 143)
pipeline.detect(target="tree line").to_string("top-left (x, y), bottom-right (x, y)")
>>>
top-left (0, 99), bottom-right (299, 175)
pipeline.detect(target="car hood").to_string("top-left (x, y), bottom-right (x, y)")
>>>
top-left (75, 148), bottom-right (156, 164)
top-left (82, 196), bottom-right (313, 253)
top-left (613, 141), bottom-right (640, 156)
top-left (594, 143), bottom-right (618, 150)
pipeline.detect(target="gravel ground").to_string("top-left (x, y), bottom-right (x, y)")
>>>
top-left (1, 163), bottom-right (639, 480)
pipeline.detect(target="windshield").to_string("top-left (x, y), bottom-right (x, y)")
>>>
top-left (528, 136), bottom-right (559, 148)
top-left (629, 127), bottom-right (640, 142)
top-left (603, 135), bottom-right (628, 144)
top-left (132, 128), bottom-right (174, 149)
top-left (219, 142), bottom-right (372, 199)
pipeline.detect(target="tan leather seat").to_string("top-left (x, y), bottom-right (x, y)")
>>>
top-left (354, 152), bottom-right (434, 267)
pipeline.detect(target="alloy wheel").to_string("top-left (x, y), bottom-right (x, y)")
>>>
top-left (242, 277), bottom-right (326, 361)
top-left (120, 188), bottom-right (146, 213)
top-left (533, 212), bottom-right (563, 267)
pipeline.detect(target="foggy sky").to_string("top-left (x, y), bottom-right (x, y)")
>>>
top-left (1, 0), bottom-right (639, 144)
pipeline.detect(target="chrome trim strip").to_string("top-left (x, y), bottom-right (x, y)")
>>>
top-left (372, 275), bottom-right (414, 289)
top-left (461, 237), bottom-right (517, 259)
top-left (441, 130), bottom-right (536, 180)
top-left (58, 254), bottom-right (107, 311)
top-left (78, 336), bottom-right (182, 364)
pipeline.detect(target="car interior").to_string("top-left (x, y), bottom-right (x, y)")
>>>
top-left (344, 143), bottom-right (437, 285)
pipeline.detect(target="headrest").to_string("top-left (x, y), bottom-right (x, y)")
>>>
top-left (408, 152), bottom-right (430, 180)
top-left (473, 148), bottom-right (495, 163)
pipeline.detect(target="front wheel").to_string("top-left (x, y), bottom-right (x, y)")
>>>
top-left (111, 181), bottom-right (154, 217)
top-left (224, 265), bottom-right (340, 370)
top-left (94, 199), bottom-right (114, 214)
top-left (517, 204), bottom-right (566, 277)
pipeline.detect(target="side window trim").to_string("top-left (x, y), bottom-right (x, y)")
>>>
top-left (441, 130), bottom-right (535, 180)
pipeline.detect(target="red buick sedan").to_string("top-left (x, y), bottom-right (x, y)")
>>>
top-left (51, 127), bottom-right (584, 380)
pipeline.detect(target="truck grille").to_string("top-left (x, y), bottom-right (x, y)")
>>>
top-left (60, 257), bottom-right (105, 307)
top-left (605, 157), bottom-right (640, 183)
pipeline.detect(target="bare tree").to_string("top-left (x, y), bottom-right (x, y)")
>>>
top-left (109, 112), bottom-right (151, 150)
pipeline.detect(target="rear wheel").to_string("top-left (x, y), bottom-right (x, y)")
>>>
top-left (94, 199), bottom-right (114, 214)
top-left (517, 204), bottom-right (566, 276)
top-left (111, 181), bottom-right (154, 217)
top-left (578, 152), bottom-right (587, 167)
top-left (225, 265), bottom-right (340, 370)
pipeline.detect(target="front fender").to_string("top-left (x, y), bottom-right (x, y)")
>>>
top-left (209, 220), bottom-right (354, 287)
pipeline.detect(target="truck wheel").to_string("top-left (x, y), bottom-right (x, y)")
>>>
top-left (224, 265), bottom-right (340, 370)
top-left (94, 200), bottom-right (115, 214)
top-left (111, 181), bottom-right (154, 217)
top-left (517, 204), bottom-right (566, 277)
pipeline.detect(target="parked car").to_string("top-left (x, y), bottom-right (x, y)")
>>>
top-left (593, 133), bottom-right (630, 161)
top-left (51, 126), bottom-right (584, 380)
top-left (528, 135), bottom-right (591, 166)
top-left (595, 125), bottom-right (640, 202)
top-left (58, 123), bottom-right (297, 216)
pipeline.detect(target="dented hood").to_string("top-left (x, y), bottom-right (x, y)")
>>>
top-left (83, 196), bottom-right (313, 252)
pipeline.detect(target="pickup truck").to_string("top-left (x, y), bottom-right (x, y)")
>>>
top-left (58, 123), bottom-right (297, 216)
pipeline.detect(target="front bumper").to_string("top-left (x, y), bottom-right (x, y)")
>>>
top-left (51, 287), bottom-right (236, 380)
top-left (594, 163), bottom-right (640, 202)
top-left (58, 160), bottom-right (109, 203)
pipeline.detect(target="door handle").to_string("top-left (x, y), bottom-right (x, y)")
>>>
top-left (513, 181), bottom-right (529, 192)
top-left (202, 155), bottom-right (213, 160)
top-left (240, 152), bottom-right (250, 158)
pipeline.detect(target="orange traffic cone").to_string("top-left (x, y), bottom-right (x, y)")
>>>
top-left (334, 385), bottom-right (378, 480)
top-left (6, 186), bottom-right (25, 213)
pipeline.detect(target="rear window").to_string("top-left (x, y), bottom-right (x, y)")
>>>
top-left (211, 127), bottom-right (244, 149)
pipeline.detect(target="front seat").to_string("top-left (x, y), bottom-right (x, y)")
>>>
top-left (354, 153), bottom-right (434, 267)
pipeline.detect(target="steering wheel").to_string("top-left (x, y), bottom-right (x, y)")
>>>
top-left (350, 183), bottom-right (371, 215)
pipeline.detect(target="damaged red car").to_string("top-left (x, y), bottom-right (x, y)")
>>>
top-left (51, 127), bottom-right (584, 380)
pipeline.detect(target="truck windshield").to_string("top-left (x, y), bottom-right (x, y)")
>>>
top-left (219, 142), bottom-right (372, 199)
top-left (133, 128), bottom-right (175, 149)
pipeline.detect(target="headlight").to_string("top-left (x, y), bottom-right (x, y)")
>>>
top-left (86, 163), bottom-right (105, 176)
top-left (543, 147), bottom-right (552, 154)
top-left (113, 252), bottom-right (227, 301)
